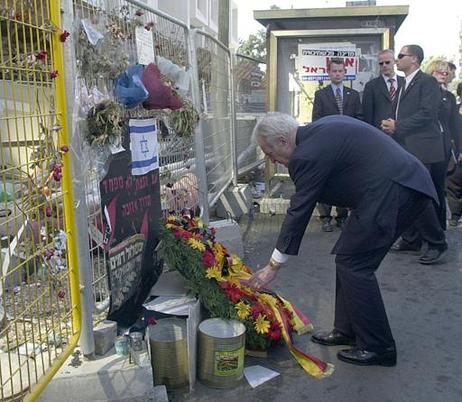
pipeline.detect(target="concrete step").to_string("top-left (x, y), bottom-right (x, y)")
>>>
top-left (38, 347), bottom-right (155, 402)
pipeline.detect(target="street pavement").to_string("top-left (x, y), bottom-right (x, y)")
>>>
top-left (170, 208), bottom-right (462, 402)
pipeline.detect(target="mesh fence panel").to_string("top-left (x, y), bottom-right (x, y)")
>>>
top-left (233, 54), bottom-right (266, 176)
top-left (71, 0), bottom-right (198, 321)
top-left (0, 1), bottom-right (80, 399)
top-left (192, 30), bottom-right (234, 207)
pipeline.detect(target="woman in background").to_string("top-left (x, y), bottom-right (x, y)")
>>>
top-left (446, 82), bottom-right (462, 226)
top-left (425, 60), bottom-right (462, 228)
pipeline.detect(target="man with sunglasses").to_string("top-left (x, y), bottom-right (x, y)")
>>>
top-left (381, 45), bottom-right (447, 264)
top-left (363, 49), bottom-right (404, 129)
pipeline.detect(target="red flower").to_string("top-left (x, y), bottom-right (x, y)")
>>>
top-left (45, 207), bottom-right (53, 217)
top-left (226, 286), bottom-right (242, 303)
top-left (59, 30), bottom-right (70, 42)
top-left (36, 50), bottom-right (47, 61)
top-left (210, 227), bottom-right (216, 236)
top-left (53, 171), bottom-right (62, 182)
top-left (267, 327), bottom-right (281, 341)
top-left (219, 282), bottom-right (230, 291)
top-left (147, 317), bottom-right (157, 326)
top-left (144, 21), bottom-right (155, 31)
top-left (174, 229), bottom-right (193, 239)
top-left (202, 250), bottom-right (216, 268)
top-left (60, 145), bottom-right (69, 153)
top-left (251, 303), bottom-right (265, 319)
top-left (49, 70), bottom-right (59, 79)
top-left (58, 290), bottom-right (65, 299)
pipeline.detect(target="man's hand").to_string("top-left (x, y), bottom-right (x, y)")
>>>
top-left (243, 265), bottom-right (278, 290)
top-left (381, 118), bottom-right (396, 135)
top-left (457, 153), bottom-right (462, 164)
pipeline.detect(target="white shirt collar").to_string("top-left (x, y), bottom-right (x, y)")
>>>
top-left (404, 68), bottom-right (420, 89)
top-left (382, 74), bottom-right (397, 87)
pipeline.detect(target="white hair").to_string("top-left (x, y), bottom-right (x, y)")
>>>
top-left (251, 112), bottom-right (299, 147)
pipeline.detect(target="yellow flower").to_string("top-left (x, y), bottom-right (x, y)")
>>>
top-left (235, 301), bottom-right (251, 320)
top-left (167, 214), bottom-right (178, 222)
top-left (187, 238), bottom-right (206, 252)
top-left (254, 313), bottom-right (270, 334)
top-left (166, 223), bottom-right (180, 229)
top-left (192, 217), bottom-right (204, 228)
top-left (206, 265), bottom-right (222, 281)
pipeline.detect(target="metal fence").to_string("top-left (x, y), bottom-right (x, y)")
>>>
top-left (0, 0), bottom-right (266, 398)
top-left (191, 30), bottom-right (235, 210)
top-left (233, 54), bottom-right (266, 177)
top-left (70, 0), bottom-right (201, 326)
top-left (0, 1), bottom-right (81, 400)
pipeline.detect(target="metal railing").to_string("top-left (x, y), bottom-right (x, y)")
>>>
top-left (0, 1), bottom-right (81, 400)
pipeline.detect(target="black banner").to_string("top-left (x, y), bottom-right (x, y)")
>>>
top-left (99, 148), bottom-right (161, 325)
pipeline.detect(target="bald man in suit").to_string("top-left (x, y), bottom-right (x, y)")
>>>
top-left (363, 49), bottom-right (404, 130)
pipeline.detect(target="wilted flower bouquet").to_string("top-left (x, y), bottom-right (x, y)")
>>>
top-left (160, 213), bottom-right (334, 378)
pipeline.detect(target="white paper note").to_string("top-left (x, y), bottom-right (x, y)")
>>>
top-left (244, 365), bottom-right (280, 388)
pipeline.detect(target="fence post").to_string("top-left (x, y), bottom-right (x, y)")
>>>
top-left (230, 52), bottom-right (238, 186)
top-left (190, 31), bottom-right (211, 223)
top-left (61, 0), bottom-right (95, 358)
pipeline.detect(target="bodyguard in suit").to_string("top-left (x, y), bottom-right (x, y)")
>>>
top-left (246, 112), bottom-right (440, 366)
top-left (363, 49), bottom-right (404, 129)
top-left (312, 58), bottom-right (362, 232)
top-left (382, 45), bottom-right (447, 264)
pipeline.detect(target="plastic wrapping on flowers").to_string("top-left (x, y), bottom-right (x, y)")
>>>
top-left (160, 214), bottom-right (301, 351)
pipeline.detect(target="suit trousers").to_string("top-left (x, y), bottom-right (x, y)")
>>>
top-left (317, 203), bottom-right (348, 221)
top-left (333, 185), bottom-right (431, 352)
top-left (447, 163), bottom-right (462, 219)
top-left (401, 161), bottom-right (448, 246)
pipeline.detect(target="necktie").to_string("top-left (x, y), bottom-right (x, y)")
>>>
top-left (388, 78), bottom-right (396, 102)
top-left (335, 87), bottom-right (343, 114)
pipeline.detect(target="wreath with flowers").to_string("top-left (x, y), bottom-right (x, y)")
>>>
top-left (160, 213), bottom-right (334, 378)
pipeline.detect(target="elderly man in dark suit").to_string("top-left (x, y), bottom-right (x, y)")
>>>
top-left (381, 45), bottom-right (447, 264)
top-left (246, 112), bottom-right (440, 367)
top-left (312, 58), bottom-right (362, 232)
top-left (363, 49), bottom-right (404, 129)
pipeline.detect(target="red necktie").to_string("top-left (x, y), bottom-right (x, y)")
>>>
top-left (388, 78), bottom-right (396, 102)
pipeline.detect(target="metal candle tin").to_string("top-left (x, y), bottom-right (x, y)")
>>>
top-left (198, 318), bottom-right (246, 388)
top-left (148, 318), bottom-right (189, 389)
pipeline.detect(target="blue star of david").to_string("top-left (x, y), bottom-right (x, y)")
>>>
top-left (139, 136), bottom-right (149, 157)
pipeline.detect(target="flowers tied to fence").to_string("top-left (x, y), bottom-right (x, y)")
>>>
top-left (160, 213), bottom-right (334, 378)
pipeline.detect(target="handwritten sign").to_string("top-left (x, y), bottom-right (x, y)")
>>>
top-left (135, 26), bottom-right (155, 66)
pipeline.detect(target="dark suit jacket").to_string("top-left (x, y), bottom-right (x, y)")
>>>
top-left (392, 70), bottom-right (444, 163)
top-left (363, 75), bottom-right (404, 128)
top-left (312, 85), bottom-right (362, 121)
top-left (438, 88), bottom-right (462, 158)
top-left (275, 115), bottom-right (437, 256)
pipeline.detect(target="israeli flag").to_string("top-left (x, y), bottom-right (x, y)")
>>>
top-left (129, 118), bottom-right (159, 176)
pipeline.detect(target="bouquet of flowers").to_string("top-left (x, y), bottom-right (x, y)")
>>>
top-left (160, 213), bottom-right (334, 378)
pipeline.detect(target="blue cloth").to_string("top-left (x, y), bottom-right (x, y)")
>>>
top-left (114, 64), bottom-right (149, 108)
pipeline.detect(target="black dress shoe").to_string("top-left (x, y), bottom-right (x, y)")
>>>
top-left (336, 218), bottom-right (346, 229)
top-left (419, 245), bottom-right (447, 265)
top-left (321, 220), bottom-right (334, 232)
top-left (311, 329), bottom-right (356, 346)
top-left (337, 346), bottom-right (397, 367)
top-left (390, 240), bottom-right (421, 253)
